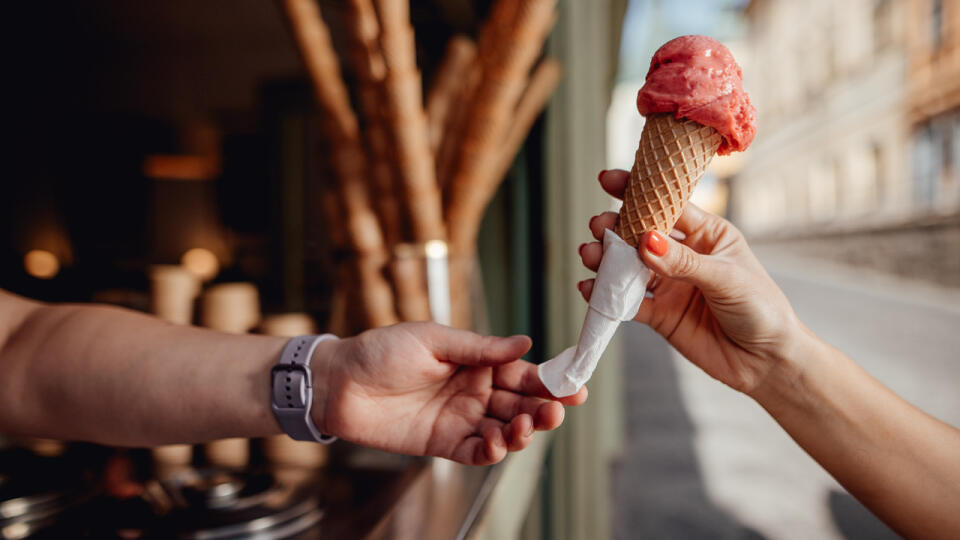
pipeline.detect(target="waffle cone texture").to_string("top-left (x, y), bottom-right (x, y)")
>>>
top-left (616, 114), bottom-right (722, 247)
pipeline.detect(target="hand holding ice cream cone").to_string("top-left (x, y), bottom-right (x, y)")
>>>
top-left (539, 35), bottom-right (756, 397)
top-left (579, 177), bottom-right (805, 396)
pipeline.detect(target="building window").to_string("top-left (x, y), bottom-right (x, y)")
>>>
top-left (942, 121), bottom-right (953, 180)
top-left (932, 0), bottom-right (944, 51)
top-left (833, 156), bottom-right (846, 215)
top-left (873, 0), bottom-right (893, 53)
top-left (913, 124), bottom-right (938, 208)
top-left (943, 111), bottom-right (959, 204)
top-left (872, 142), bottom-right (885, 205)
top-left (914, 111), bottom-right (960, 211)
top-left (787, 173), bottom-right (809, 224)
top-left (845, 147), bottom-right (877, 215)
top-left (809, 161), bottom-right (837, 221)
top-left (824, 24), bottom-right (836, 80)
top-left (952, 113), bottom-right (960, 188)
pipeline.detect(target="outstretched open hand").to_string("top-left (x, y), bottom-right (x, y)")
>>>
top-left (311, 322), bottom-right (586, 465)
top-left (578, 169), bottom-right (804, 395)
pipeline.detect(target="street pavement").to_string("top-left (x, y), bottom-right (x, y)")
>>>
top-left (610, 247), bottom-right (960, 540)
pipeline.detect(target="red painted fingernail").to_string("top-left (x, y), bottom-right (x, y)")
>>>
top-left (645, 231), bottom-right (668, 257)
top-left (577, 279), bottom-right (586, 291)
top-left (588, 215), bottom-right (597, 229)
top-left (597, 170), bottom-right (606, 182)
top-left (578, 242), bottom-right (587, 255)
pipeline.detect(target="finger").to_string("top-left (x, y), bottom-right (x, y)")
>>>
top-left (479, 418), bottom-right (508, 464)
top-left (450, 418), bottom-right (508, 466)
top-left (487, 389), bottom-right (565, 430)
top-left (672, 203), bottom-right (739, 253)
top-left (547, 383), bottom-right (588, 405)
top-left (579, 241), bottom-right (603, 272)
top-left (672, 202), bottom-right (712, 235)
top-left (588, 212), bottom-right (619, 241)
top-left (639, 231), bottom-right (737, 297)
top-left (568, 384), bottom-right (588, 405)
top-left (425, 323), bottom-right (532, 366)
top-left (577, 279), bottom-right (594, 303)
top-left (503, 414), bottom-right (535, 452)
top-left (633, 296), bottom-right (654, 325)
top-left (598, 169), bottom-right (629, 199)
top-left (449, 436), bottom-right (485, 465)
top-left (450, 427), bottom-right (506, 466)
top-left (493, 360), bottom-right (588, 406)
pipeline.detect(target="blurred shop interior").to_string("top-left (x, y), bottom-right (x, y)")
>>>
top-left (2, 1), bottom-right (626, 539)
top-left (2, 0), bottom-right (960, 539)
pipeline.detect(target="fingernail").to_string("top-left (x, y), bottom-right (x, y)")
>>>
top-left (578, 242), bottom-right (587, 255)
top-left (577, 279), bottom-right (586, 291)
top-left (597, 170), bottom-right (606, 182)
top-left (645, 231), bottom-right (668, 257)
top-left (588, 215), bottom-right (597, 229)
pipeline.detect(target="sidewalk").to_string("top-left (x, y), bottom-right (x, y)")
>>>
top-left (609, 324), bottom-right (765, 540)
top-left (610, 249), bottom-right (960, 539)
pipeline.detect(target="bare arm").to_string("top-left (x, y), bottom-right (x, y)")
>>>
top-left (752, 331), bottom-right (960, 539)
top-left (579, 169), bottom-right (960, 538)
top-left (0, 289), bottom-right (287, 446)
top-left (0, 289), bottom-right (584, 464)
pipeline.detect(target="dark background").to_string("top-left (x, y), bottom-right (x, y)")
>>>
top-left (1, 0), bottom-right (542, 342)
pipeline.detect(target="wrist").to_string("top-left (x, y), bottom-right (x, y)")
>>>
top-left (309, 336), bottom-right (340, 437)
top-left (747, 320), bottom-right (826, 407)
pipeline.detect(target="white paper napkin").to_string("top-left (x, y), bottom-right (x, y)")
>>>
top-left (538, 229), bottom-right (650, 397)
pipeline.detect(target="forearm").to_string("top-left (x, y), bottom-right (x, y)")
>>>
top-left (752, 327), bottom-right (960, 538)
top-left (0, 291), bottom-right (288, 446)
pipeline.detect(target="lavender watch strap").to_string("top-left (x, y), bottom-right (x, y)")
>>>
top-left (271, 334), bottom-right (338, 443)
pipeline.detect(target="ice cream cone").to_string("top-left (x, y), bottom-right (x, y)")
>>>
top-left (615, 114), bottom-right (722, 246)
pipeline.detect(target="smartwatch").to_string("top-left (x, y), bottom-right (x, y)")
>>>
top-left (270, 334), bottom-right (338, 443)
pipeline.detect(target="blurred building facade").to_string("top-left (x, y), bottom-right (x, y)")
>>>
top-left (732, 0), bottom-right (960, 288)
top-left (734, 0), bottom-right (911, 233)
top-left (908, 0), bottom-right (960, 213)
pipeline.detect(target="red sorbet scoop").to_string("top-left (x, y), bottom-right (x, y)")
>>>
top-left (636, 35), bottom-right (757, 155)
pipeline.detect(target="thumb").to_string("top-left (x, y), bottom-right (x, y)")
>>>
top-left (423, 323), bottom-right (532, 367)
top-left (639, 230), bottom-right (732, 296)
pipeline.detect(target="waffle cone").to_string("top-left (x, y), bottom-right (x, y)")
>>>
top-left (616, 114), bottom-right (722, 246)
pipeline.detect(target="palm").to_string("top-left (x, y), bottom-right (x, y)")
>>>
top-left (334, 355), bottom-right (497, 457)
top-left (638, 276), bottom-right (773, 391)
top-left (318, 323), bottom-right (585, 465)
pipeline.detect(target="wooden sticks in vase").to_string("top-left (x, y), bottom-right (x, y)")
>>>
top-left (343, 0), bottom-right (432, 322)
top-left (445, 0), bottom-right (559, 254)
top-left (279, 0), bottom-right (562, 331)
top-left (280, 0), bottom-right (398, 328)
